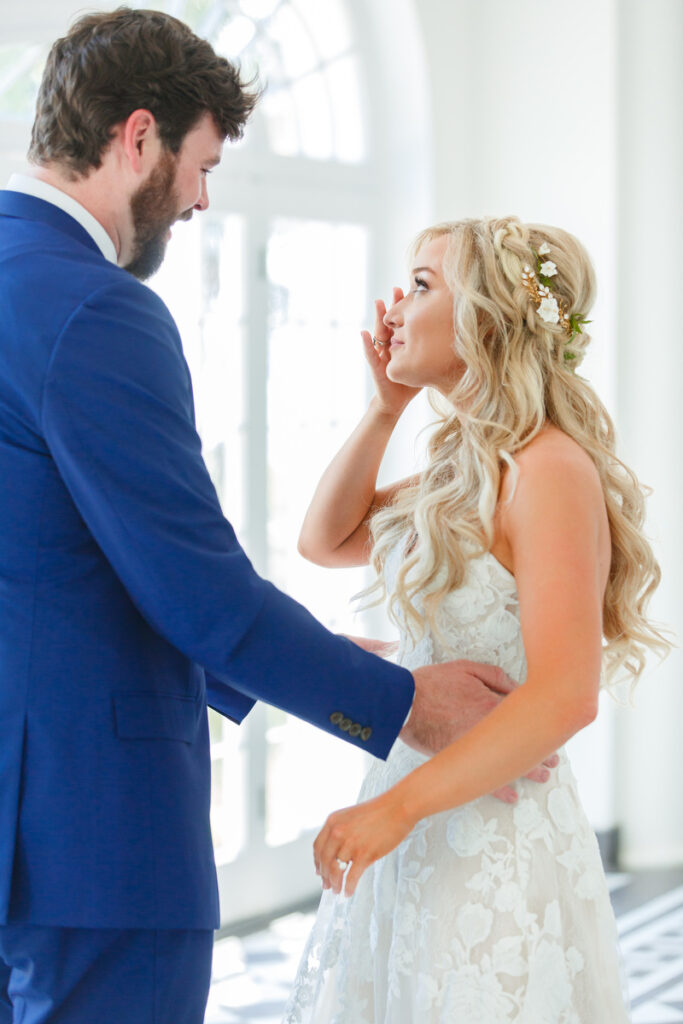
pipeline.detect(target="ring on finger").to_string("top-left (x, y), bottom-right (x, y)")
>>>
top-left (372, 336), bottom-right (388, 348)
top-left (336, 858), bottom-right (350, 870)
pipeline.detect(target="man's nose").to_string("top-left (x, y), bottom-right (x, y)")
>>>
top-left (195, 177), bottom-right (209, 212)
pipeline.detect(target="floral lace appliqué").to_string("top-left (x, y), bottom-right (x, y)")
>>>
top-left (282, 551), bottom-right (631, 1023)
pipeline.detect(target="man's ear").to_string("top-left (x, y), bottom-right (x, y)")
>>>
top-left (120, 109), bottom-right (161, 174)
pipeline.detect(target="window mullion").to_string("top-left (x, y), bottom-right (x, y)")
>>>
top-left (243, 210), bottom-right (270, 578)
top-left (242, 209), bottom-right (271, 852)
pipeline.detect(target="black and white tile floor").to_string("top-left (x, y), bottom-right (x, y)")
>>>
top-left (205, 869), bottom-right (683, 1023)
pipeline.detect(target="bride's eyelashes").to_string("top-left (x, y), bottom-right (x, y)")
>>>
top-left (411, 276), bottom-right (429, 293)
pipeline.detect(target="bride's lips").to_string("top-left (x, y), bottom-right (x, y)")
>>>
top-left (390, 340), bottom-right (404, 350)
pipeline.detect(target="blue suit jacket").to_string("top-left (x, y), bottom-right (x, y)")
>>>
top-left (0, 191), bottom-right (414, 929)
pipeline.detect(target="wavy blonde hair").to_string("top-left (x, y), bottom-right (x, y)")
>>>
top-left (366, 216), bottom-right (670, 692)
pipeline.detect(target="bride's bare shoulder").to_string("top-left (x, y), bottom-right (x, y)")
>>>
top-left (493, 426), bottom-right (607, 575)
top-left (502, 424), bottom-right (601, 500)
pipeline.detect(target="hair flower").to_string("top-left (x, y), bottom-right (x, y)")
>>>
top-left (520, 243), bottom-right (590, 354)
top-left (537, 297), bottom-right (560, 324)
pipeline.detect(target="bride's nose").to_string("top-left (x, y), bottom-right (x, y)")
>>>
top-left (383, 296), bottom-right (404, 330)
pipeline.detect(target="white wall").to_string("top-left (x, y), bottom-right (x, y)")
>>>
top-left (613, 0), bottom-right (683, 868)
top-left (410, 0), bottom-right (683, 865)
top-left (415, 0), bottom-right (618, 406)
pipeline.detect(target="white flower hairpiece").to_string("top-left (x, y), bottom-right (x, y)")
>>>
top-left (537, 294), bottom-right (560, 324)
top-left (520, 244), bottom-right (591, 363)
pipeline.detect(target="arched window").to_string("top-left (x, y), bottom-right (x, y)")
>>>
top-left (1, 0), bottom-right (431, 927)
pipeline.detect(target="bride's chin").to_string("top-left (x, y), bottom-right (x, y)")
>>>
top-left (386, 367), bottom-right (412, 387)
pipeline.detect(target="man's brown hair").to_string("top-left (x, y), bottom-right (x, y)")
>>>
top-left (28, 6), bottom-right (260, 177)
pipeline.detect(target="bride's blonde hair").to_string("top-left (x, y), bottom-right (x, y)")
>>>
top-left (366, 215), bottom-right (670, 692)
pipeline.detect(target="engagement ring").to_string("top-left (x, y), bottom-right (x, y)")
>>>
top-left (372, 336), bottom-right (388, 348)
top-left (336, 858), bottom-right (349, 870)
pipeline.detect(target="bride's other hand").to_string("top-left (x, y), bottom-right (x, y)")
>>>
top-left (312, 747), bottom-right (562, 897)
top-left (340, 634), bottom-right (399, 659)
top-left (314, 790), bottom-right (413, 897)
top-left (361, 288), bottom-right (421, 417)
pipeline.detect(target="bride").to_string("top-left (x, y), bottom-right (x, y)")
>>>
top-left (283, 216), bottom-right (669, 1023)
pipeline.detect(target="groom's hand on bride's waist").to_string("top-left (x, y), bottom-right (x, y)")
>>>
top-left (400, 661), bottom-right (559, 804)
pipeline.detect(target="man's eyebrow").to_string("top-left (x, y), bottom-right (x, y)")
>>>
top-left (206, 155), bottom-right (222, 167)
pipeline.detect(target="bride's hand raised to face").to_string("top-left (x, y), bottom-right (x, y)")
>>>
top-left (361, 288), bottom-right (421, 417)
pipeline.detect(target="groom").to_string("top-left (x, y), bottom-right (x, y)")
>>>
top-left (0, 8), bottom-right (538, 1023)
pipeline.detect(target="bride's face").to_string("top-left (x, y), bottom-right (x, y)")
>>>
top-left (383, 234), bottom-right (464, 395)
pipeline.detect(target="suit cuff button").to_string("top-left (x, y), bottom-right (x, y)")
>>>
top-left (348, 723), bottom-right (361, 737)
top-left (330, 711), bottom-right (344, 725)
top-left (340, 717), bottom-right (352, 732)
top-left (360, 726), bottom-right (372, 742)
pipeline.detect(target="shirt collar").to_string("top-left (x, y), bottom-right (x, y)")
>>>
top-left (6, 173), bottom-right (118, 265)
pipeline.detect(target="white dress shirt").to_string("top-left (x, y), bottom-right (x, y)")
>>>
top-left (5, 172), bottom-right (118, 265)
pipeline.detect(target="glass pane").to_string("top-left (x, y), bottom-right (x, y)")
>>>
top-left (292, 0), bottom-right (352, 61)
top-left (327, 54), bottom-right (365, 164)
top-left (265, 216), bottom-right (370, 846)
top-left (266, 706), bottom-right (365, 846)
top-left (150, 214), bottom-right (247, 535)
top-left (215, 14), bottom-right (257, 59)
top-left (209, 707), bottom-right (224, 745)
top-left (268, 3), bottom-right (319, 79)
top-left (210, 719), bottom-right (249, 862)
top-left (158, 0), bottom-right (367, 166)
top-left (291, 71), bottom-right (333, 161)
top-left (0, 45), bottom-right (45, 122)
top-left (261, 84), bottom-right (299, 157)
top-left (239, 0), bottom-right (281, 19)
top-left (177, 0), bottom-right (216, 26)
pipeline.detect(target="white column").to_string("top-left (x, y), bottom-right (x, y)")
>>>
top-left (614, 0), bottom-right (683, 867)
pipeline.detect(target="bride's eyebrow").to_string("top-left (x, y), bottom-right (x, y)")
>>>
top-left (411, 266), bottom-right (436, 276)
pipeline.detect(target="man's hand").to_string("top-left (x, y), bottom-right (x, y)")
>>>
top-left (401, 660), bottom-right (559, 804)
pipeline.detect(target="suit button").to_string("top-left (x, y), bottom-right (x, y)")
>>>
top-left (330, 712), bottom-right (343, 725)
top-left (360, 726), bottom-right (372, 742)
top-left (348, 723), bottom-right (361, 737)
top-left (340, 717), bottom-right (353, 731)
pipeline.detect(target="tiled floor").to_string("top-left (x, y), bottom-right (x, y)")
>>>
top-left (614, 872), bottom-right (683, 1023)
top-left (205, 869), bottom-right (683, 1023)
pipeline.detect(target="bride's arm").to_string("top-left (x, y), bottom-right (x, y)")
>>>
top-left (298, 291), bottom-right (421, 567)
top-left (297, 401), bottom-right (417, 568)
top-left (314, 437), bottom-right (608, 894)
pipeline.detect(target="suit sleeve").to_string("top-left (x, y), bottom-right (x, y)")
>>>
top-left (41, 278), bottom-right (414, 757)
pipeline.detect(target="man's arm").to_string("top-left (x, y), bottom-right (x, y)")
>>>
top-left (41, 278), bottom-right (413, 757)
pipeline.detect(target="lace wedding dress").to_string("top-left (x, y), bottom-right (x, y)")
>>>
top-left (283, 548), bottom-right (631, 1023)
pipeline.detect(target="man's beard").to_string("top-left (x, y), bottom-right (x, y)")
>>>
top-left (124, 149), bottom-right (188, 281)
